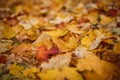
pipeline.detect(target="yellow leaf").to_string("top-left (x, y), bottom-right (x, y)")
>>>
top-left (66, 36), bottom-right (78, 49)
top-left (77, 53), bottom-right (115, 79)
top-left (113, 42), bottom-right (120, 54)
top-left (53, 36), bottom-right (78, 52)
top-left (100, 15), bottom-right (113, 25)
top-left (22, 67), bottom-right (39, 79)
top-left (37, 67), bottom-right (83, 80)
top-left (9, 63), bottom-right (23, 76)
top-left (32, 33), bottom-right (53, 49)
top-left (86, 11), bottom-right (98, 24)
top-left (2, 25), bottom-right (17, 39)
top-left (81, 36), bottom-right (92, 48)
top-left (15, 5), bottom-right (23, 14)
top-left (62, 67), bottom-right (83, 80)
top-left (81, 30), bottom-right (98, 48)
top-left (37, 68), bottom-right (59, 80)
top-left (43, 29), bottom-right (68, 38)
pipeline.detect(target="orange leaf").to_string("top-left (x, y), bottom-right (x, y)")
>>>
top-left (36, 46), bottom-right (59, 61)
top-left (12, 43), bottom-right (32, 56)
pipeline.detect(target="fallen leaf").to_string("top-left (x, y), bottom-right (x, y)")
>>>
top-left (0, 42), bottom-right (11, 53)
top-left (81, 30), bottom-right (96, 48)
top-left (77, 53), bottom-right (115, 79)
top-left (85, 10), bottom-right (98, 24)
top-left (74, 45), bottom-right (92, 58)
top-left (43, 29), bottom-right (68, 38)
top-left (113, 42), bottom-right (120, 54)
top-left (18, 16), bottom-right (39, 30)
top-left (89, 33), bottom-right (105, 50)
top-left (36, 45), bottom-right (59, 61)
top-left (5, 18), bottom-right (18, 26)
top-left (12, 43), bottom-right (32, 56)
top-left (108, 9), bottom-right (118, 17)
top-left (22, 67), bottom-right (39, 79)
top-left (37, 66), bottom-right (83, 80)
top-left (67, 24), bottom-right (83, 34)
top-left (32, 33), bottom-right (53, 49)
top-left (9, 63), bottom-right (23, 77)
top-left (0, 55), bottom-right (6, 64)
top-left (53, 36), bottom-right (78, 52)
top-left (40, 53), bottom-right (72, 69)
top-left (100, 15), bottom-right (113, 25)
top-left (2, 25), bottom-right (17, 39)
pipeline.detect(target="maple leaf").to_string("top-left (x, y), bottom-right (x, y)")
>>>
top-left (100, 15), bottom-right (113, 25)
top-left (53, 36), bottom-right (78, 52)
top-left (108, 9), bottom-right (118, 17)
top-left (22, 67), bottom-right (39, 79)
top-left (9, 63), bottom-right (23, 77)
top-left (81, 30), bottom-right (96, 48)
top-left (113, 42), bottom-right (120, 54)
top-left (77, 53), bottom-right (115, 79)
top-left (12, 43), bottom-right (32, 56)
top-left (43, 29), bottom-right (68, 38)
top-left (85, 10), bottom-right (98, 24)
top-left (0, 55), bottom-right (6, 64)
top-left (0, 42), bottom-right (11, 53)
top-left (74, 46), bottom-right (92, 58)
top-left (2, 25), bottom-right (17, 39)
top-left (32, 33), bottom-right (53, 49)
top-left (37, 66), bottom-right (83, 80)
top-left (36, 46), bottom-right (59, 61)
top-left (40, 52), bottom-right (72, 69)
top-left (67, 24), bottom-right (83, 34)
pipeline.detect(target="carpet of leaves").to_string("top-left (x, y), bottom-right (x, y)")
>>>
top-left (0, 0), bottom-right (120, 80)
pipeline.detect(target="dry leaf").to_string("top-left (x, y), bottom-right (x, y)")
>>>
top-left (53, 36), bottom-right (78, 52)
top-left (37, 66), bottom-right (83, 80)
top-left (74, 45), bottom-right (92, 58)
top-left (2, 25), bottom-right (17, 39)
top-left (85, 10), bottom-right (98, 24)
top-left (0, 42), bottom-right (11, 53)
top-left (12, 43), bottom-right (32, 56)
top-left (77, 53), bottom-right (115, 79)
top-left (100, 15), bottom-right (113, 25)
top-left (40, 53), bottom-right (72, 69)
top-left (36, 45), bottom-right (59, 61)
top-left (32, 33), bottom-right (53, 49)
top-left (43, 29), bottom-right (68, 38)
top-left (113, 42), bottom-right (120, 54)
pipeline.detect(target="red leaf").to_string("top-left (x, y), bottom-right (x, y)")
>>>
top-left (0, 55), bottom-right (6, 64)
top-left (36, 46), bottom-right (59, 61)
top-left (108, 9), bottom-right (118, 17)
top-left (5, 18), bottom-right (18, 26)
